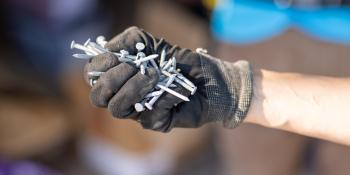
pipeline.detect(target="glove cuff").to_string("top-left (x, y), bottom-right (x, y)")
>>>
top-left (200, 54), bottom-right (253, 128)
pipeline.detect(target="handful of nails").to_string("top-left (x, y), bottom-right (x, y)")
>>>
top-left (71, 36), bottom-right (197, 112)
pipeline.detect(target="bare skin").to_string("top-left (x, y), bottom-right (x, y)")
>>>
top-left (245, 70), bottom-right (350, 145)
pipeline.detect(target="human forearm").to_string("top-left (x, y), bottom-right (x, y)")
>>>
top-left (81, 27), bottom-right (350, 141)
top-left (245, 70), bottom-right (350, 145)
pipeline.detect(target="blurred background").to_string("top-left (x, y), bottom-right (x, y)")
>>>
top-left (0, 0), bottom-right (349, 175)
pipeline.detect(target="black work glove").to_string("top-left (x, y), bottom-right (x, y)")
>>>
top-left (84, 26), bottom-right (253, 132)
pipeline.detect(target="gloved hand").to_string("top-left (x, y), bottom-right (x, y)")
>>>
top-left (84, 26), bottom-right (253, 132)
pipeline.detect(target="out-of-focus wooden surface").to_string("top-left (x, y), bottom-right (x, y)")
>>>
top-left (0, 95), bottom-right (72, 158)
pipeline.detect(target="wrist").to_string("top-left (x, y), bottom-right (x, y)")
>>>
top-left (244, 69), bottom-right (291, 127)
top-left (244, 69), bottom-right (263, 125)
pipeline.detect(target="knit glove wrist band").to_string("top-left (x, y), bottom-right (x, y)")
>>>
top-left (200, 53), bottom-right (253, 128)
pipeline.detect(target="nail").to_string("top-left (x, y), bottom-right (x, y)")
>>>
top-left (172, 57), bottom-right (176, 69)
top-left (88, 71), bottom-right (105, 77)
top-left (161, 57), bottom-right (173, 71)
top-left (175, 78), bottom-right (196, 93)
top-left (88, 41), bottom-right (108, 53)
top-left (96, 36), bottom-right (107, 48)
top-left (89, 79), bottom-right (97, 87)
top-left (178, 75), bottom-right (195, 88)
top-left (134, 103), bottom-right (145, 112)
top-left (160, 49), bottom-right (166, 67)
top-left (156, 84), bottom-right (189, 101)
top-left (158, 82), bottom-right (177, 88)
top-left (190, 86), bottom-right (197, 95)
top-left (120, 50), bottom-right (129, 57)
top-left (135, 52), bottom-right (144, 67)
top-left (112, 52), bottom-right (136, 61)
top-left (144, 90), bottom-right (164, 98)
top-left (136, 42), bottom-right (145, 51)
top-left (84, 38), bottom-right (91, 46)
top-left (169, 84), bottom-right (177, 88)
top-left (140, 64), bottom-right (145, 74)
top-left (118, 50), bottom-right (134, 62)
top-left (133, 54), bottom-right (158, 65)
top-left (168, 69), bottom-right (196, 88)
top-left (71, 40), bottom-right (98, 56)
top-left (73, 54), bottom-right (93, 59)
top-left (161, 70), bottom-right (196, 92)
top-left (87, 44), bottom-right (104, 54)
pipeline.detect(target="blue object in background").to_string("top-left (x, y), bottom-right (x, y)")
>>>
top-left (211, 0), bottom-right (350, 45)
